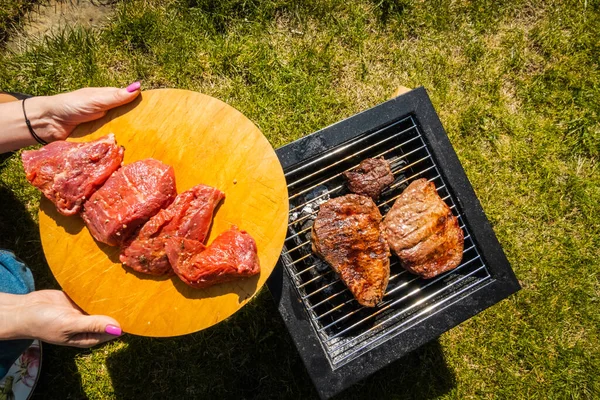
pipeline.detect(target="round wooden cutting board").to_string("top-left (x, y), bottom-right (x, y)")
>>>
top-left (36, 89), bottom-right (288, 337)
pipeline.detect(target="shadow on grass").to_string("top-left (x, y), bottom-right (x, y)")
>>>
top-left (31, 346), bottom-right (90, 400)
top-left (105, 290), bottom-right (454, 400)
top-left (0, 163), bottom-right (90, 399)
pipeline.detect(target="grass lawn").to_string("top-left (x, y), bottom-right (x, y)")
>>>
top-left (1, 0), bottom-right (599, 398)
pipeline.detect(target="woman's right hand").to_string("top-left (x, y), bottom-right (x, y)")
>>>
top-left (8, 290), bottom-right (122, 347)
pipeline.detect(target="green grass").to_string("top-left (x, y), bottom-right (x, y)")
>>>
top-left (0, 0), bottom-right (40, 43)
top-left (1, 0), bottom-right (599, 398)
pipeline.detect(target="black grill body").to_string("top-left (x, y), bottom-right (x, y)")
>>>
top-left (268, 87), bottom-right (520, 399)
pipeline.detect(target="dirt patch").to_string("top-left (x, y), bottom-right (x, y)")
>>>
top-left (8, 0), bottom-right (115, 50)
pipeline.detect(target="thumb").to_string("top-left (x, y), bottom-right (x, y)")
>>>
top-left (76, 83), bottom-right (141, 113)
top-left (67, 314), bottom-right (123, 348)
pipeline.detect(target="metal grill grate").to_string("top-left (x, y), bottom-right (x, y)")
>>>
top-left (279, 115), bottom-right (492, 369)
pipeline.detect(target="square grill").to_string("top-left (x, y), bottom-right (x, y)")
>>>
top-left (268, 87), bottom-right (520, 399)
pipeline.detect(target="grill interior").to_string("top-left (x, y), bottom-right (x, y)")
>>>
top-left (280, 115), bottom-right (492, 369)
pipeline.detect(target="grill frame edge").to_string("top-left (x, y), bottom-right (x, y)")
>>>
top-left (268, 87), bottom-right (521, 400)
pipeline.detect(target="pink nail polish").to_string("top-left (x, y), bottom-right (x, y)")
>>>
top-left (126, 81), bottom-right (141, 93)
top-left (105, 324), bottom-right (122, 336)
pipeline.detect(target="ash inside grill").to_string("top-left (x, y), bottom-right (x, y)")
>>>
top-left (281, 115), bottom-right (490, 368)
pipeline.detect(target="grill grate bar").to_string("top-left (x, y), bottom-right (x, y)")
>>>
top-left (334, 267), bottom-right (490, 364)
top-left (301, 278), bottom-right (342, 300)
top-left (317, 248), bottom-right (480, 335)
top-left (327, 261), bottom-right (486, 353)
top-left (285, 116), bottom-right (414, 181)
top-left (298, 270), bottom-right (335, 288)
top-left (288, 253), bottom-right (312, 266)
top-left (307, 267), bottom-right (410, 311)
top-left (289, 136), bottom-right (424, 205)
top-left (387, 165), bottom-right (436, 191)
top-left (285, 225), bottom-right (312, 242)
top-left (309, 289), bottom-right (351, 311)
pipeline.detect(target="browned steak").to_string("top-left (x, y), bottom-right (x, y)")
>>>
top-left (343, 157), bottom-right (394, 200)
top-left (382, 178), bottom-right (463, 278)
top-left (311, 194), bottom-right (390, 307)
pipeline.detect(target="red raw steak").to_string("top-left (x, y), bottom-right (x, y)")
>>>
top-left (120, 184), bottom-right (225, 275)
top-left (165, 226), bottom-right (260, 288)
top-left (82, 159), bottom-right (176, 246)
top-left (21, 134), bottom-right (124, 216)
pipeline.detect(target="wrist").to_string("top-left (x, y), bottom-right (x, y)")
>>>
top-left (24, 96), bottom-right (61, 143)
top-left (0, 292), bottom-right (32, 340)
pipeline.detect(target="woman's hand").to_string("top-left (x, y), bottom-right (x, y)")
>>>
top-left (1, 290), bottom-right (122, 347)
top-left (0, 83), bottom-right (141, 153)
top-left (27, 83), bottom-right (141, 143)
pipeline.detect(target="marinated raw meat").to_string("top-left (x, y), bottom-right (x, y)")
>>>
top-left (82, 159), bottom-right (176, 246)
top-left (165, 226), bottom-right (260, 288)
top-left (343, 157), bottom-right (394, 200)
top-left (382, 178), bottom-right (463, 278)
top-left (120, 184), bottom-right (225, 275)
top-left (311, 194), bottom-right (390, 307)
top-left (21, 134), bottom-right (124, 216)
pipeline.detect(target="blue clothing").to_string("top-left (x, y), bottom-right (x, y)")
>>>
top-left (0, 250), bottom-right (35, 378)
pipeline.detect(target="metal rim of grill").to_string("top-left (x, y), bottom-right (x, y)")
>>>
top-left (269, 87), bottom-right (520, 400)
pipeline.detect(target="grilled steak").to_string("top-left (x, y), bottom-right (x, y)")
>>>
top-left (343, 157), bottom-right (394, 200)
top-left (120, 184), bottom-right (225, 275)
top-left (165, 226), bottom-right (260, 288)
top-left (311, 194), bottom-right (390, 307)
top-left (383, 178), bottom-right (463, 278)
top-left (21, 134), bottom-right (124, 216)
top-left (82, 159), bottom-right (177, 246)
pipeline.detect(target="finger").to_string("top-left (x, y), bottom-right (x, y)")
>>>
top-left (68, 332), bottom-right (122, 348)
top-left (68, 315), bottom-right (123, 347)
top-left (76, 84), bottom-right (141, 112)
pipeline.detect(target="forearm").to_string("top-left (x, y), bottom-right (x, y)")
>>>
top-left (0, 97), bottom-right (55, 153)
top-left (0, 292), bottom-right (30, 340)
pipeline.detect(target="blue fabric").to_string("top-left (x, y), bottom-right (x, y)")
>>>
top-left (0, 250), bottom-right (35, 379)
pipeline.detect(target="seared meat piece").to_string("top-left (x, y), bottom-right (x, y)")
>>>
top-left (311, 194), bottom-right (390, 307)
top-left (343, 157), bottom-right (394, 200)
top-left (165, 226), bottom-right (260, 288)
top-left (21, 134), bottom-right (124, 216)
top-left (120, 184), bottom-right (225, 275)
top-left (383, 178), bottom-right (463, 278)
top-left (82, 159), bottom-right (177, 246)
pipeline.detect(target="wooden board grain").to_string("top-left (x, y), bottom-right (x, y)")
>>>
top-left (35, 89), bottom-right (288, 337)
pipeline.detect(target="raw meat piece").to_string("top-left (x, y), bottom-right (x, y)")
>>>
top-left (120, 184), bottom-right (225, 275)
top-left (165, 226), bottom-right (260, 288)
top-left (311, 194), bottom-right (390, 307)
top-left (382, 178), bottom-right (463, 279)
top-left (82, 159), bottom-right (176, 246)
top-left (343, 157), bottom-right (394, 200)
top-left (21, 134), bottom-right (124, 216)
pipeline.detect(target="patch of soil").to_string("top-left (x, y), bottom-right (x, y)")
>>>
top-left (8, 0), bottom-right (116, 49)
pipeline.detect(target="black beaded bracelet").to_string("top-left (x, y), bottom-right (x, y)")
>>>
top-left (22, 98), bottom-right (48, 145)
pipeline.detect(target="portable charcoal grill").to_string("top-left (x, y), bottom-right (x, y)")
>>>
top-left (267, 87), bottom-right (520, 399)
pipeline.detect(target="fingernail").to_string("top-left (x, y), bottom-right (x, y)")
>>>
top-left (126, 81), bottom-right (141, 93)
top-left (105, 324), bottom-right (122, 336)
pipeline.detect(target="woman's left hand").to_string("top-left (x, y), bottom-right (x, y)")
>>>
top-left (26, 83), bottom-right (141, 143)
top-left (12, 290), bottom-right (122, 347)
